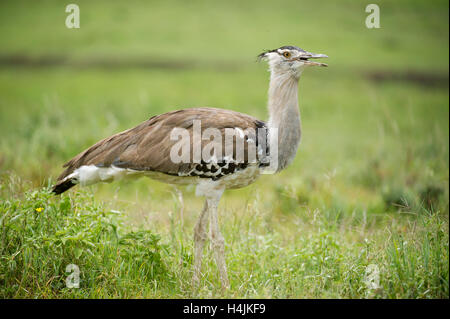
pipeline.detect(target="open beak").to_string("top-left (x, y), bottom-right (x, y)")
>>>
top-left (297, 52), bottom-right (328, 67)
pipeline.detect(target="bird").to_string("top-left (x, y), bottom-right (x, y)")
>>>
top-left (52, 45), bottom-right (328, 289)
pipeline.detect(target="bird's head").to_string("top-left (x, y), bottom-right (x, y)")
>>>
top-left (258, 45), bottom-right (328, 78)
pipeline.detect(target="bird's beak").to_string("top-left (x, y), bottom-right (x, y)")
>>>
top-left (296, 52), bottom-right (328, 67)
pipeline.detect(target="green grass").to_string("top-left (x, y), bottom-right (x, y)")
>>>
top-left (1, 175), bottom-right (447, 298)
top-left (0, 0), bottom-right (448, 298)
top-left (0, 184), bottom-right (170, 298)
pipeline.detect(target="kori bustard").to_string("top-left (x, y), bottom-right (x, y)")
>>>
top-left (52, 45), bottom-right (328, 288)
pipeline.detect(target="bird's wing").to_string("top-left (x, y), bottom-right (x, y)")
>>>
top-left (57, 107), bottom-right (267, 181)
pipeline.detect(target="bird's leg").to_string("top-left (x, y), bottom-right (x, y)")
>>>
top-left (192, 199), bottom-right (209, 287)
top-left (207, 195), bottom-right (230, 289)
top-left (173, 187), bottom-right (184, 228)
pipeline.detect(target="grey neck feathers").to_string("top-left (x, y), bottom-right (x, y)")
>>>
top-left (267, 70), bottom-right (302, 171)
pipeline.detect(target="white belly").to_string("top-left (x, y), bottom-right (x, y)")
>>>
top-left (68, 164), bottom-right (261, 191)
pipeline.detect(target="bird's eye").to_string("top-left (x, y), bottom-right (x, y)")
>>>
top-left (282, 51), bottom-right (291, 58)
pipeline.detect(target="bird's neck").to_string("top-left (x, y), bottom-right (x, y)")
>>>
top-left (267, 71), bottom-right (302, 171)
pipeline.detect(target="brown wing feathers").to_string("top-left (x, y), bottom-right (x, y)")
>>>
top-left (52, 107), bottom-right (267, 194)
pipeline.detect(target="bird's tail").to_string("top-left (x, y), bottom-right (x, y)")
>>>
top-left (52, 178), bottom-right (77, 195)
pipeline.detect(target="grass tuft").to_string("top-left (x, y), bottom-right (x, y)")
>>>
top-left (0, 185), bottom-right (169, 298)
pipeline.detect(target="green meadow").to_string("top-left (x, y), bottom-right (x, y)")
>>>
top-left (0, 0), bottom-right (448, 298)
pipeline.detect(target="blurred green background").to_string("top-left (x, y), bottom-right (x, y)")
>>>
top-left (0, 0), bottom-right (448, 298)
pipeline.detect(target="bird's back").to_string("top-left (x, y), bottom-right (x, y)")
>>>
top-left (53, 107), bottom-right (268, 194)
